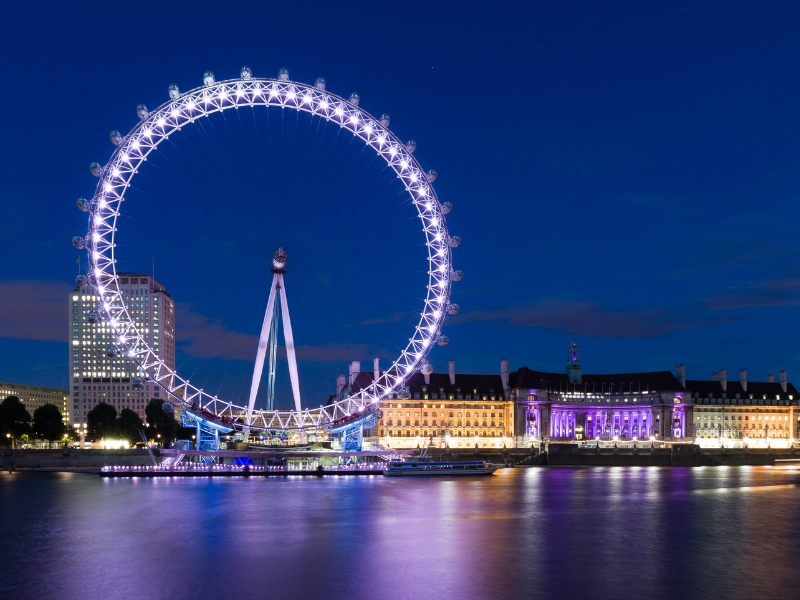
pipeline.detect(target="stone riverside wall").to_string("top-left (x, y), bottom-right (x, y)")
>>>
top-left (3, 446), bottom-right (797, 470)
top-left (537, 444), bottom-right (799, 466)
top-left (427, 445), bottom-right (800, 467)
top-left (1, 448), bottom-right (156, 471)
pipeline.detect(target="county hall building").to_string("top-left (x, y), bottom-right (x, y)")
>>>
top-left (347, 337), bottom-right (798, 449)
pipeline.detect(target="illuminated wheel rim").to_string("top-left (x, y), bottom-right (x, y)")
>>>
top-left (77, 68), bottom-right (459, 432)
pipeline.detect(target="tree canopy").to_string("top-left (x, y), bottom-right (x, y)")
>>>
top-left (86, 402), bottom-right (117, 441)
top-left (0, 396), bottom-right (32, 440)
top-left (32, 403), bottom-right (66, 445)
top-left (145, 399), bottom-right (179, 443)
top-left (116, 408), bottom-right (144, 443)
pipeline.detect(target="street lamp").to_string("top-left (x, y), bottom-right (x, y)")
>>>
top-left (6, 433), bottom-right (12, 450)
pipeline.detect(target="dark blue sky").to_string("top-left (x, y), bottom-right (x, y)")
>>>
top-left (1, 1), bottom-right (799, 402)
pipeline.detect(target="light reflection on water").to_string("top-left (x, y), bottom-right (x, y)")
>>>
top-left (1, 467), bottom-right (799, 599)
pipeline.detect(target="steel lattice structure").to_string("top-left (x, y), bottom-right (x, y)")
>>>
top-left (74, 67), bottom-right (462, 433)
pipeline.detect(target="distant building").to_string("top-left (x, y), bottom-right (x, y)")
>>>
top-left (686, 368), bottom-right (797, 448)
top-left (342, 359), bottom-right (513, 449)
top-left (510, 336), bottom-right (690, 443)
top-left (341, 336), bottom-right (798, 449)
top-left (68, 273), bottom-right (175, 427)
top-left (0, 382), bottom-right (69, 424)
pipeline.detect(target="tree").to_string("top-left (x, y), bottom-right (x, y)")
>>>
top-left (0, 396), bottom-right (32, 443)
top-left (145, 399), bottom-right (179, 443)
top-left (116, 408), bottom-right (144, 443)
top-left (87, 402), bottom-right (117, 441)
top-left (32, 404), bottom-right (66, 447)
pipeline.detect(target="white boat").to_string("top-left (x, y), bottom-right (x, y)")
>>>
top-left (383, 457), bottom-right (498, 476)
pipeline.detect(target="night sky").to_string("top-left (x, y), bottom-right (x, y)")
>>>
top-left (1, 1), bottom-right (799, 406)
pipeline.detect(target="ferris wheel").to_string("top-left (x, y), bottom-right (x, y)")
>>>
top-left (72, 66), bottom-right (462, 436)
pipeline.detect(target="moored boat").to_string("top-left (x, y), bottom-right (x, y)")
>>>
top-left (383, 457), bottom-right (498, 476)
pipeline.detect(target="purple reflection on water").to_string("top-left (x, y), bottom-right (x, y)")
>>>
top-left (1, 467), bottom-right (799, 599)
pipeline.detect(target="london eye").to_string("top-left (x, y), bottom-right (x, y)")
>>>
top-left (72, 66), bottom-right (462, 443)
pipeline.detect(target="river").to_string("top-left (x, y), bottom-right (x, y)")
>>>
top-left (2, 466), bottom-right (799, 599)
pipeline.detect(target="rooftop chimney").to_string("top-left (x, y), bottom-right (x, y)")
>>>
top-left (779, 370), bottom-right (787, 393)
top-left (500, 358), bottom-right (509, 392)
top-left (767, 373), bottom-right (775, 383)
top-left (675, 364), bottom-right (686, 388)
top-left (719, 369), bottom-right (727, 392)
top-left (424, 371), bottom-right (430, 385)
top-left (336, 374), bottom-right (346, 394)
top-left (373, 357), bottom-right (380, 383)
top-left (739, 369), bottom-right (747, 392)
top-left (712, 372), bottom-right (719, 381)
top-left (449, 360), bottom-right (455, 386)
top-left (349, 360), bottom-right (361, 385)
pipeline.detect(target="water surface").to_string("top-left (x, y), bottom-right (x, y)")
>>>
top-left (2, 466), bottom-right (799, 599)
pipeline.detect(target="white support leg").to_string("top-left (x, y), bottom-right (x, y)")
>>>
top-left (245, 273), bottom-right (279, 429)
top-left (279, 276), bottom-right (303, 413)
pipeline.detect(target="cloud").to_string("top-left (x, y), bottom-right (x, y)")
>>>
top-left (701, 274), bottom-right (800, 311)
top-left (357, 311), bottom-right (410, 326)
top-left (176, 304), bottom-right (385, 363)
top-left (176, 306), bottom-right (258, 361)
top-left (0, 280), bottom-right (71, 343)
top-left (450, 299), bottom-right (742, 338)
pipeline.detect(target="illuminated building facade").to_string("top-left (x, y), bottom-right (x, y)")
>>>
top-left (0, 382), bottom-right (69, 424)
top-left (68, 273), bottom-right (175, 427)
top-left (342, 335), bottom-right (800, 449)
top-left (344, 359), bottom-right (514, 449)
top-left (509, 337), bottom-right (691, 444)
top-left (686, 369), bottom-right (798, 448)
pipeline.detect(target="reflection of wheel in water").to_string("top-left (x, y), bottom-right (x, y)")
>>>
top-left (73, 66), bottom-right (462, 433)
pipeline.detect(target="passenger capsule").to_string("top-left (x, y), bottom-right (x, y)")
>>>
top-left (203, 70), bottom-right (215, 86)
top-left (379, 113), bottom-right (391, 128)
top-left (440, 201), bottom-right (452, 214)
top-left (136, 104), bottom-right (149, 121)
top-left (162, 401), bottom-right (175, 413)
top-left (315, 77), bottom-right (326, 90)
top-left (421, 362), bottom-right (434, 375)
top-left (437, 335), bottom-right (450, 347)
top-left (89, 162), bottom-right (104, 177)
top-left (109, 130), bottom-right (124, 146)
top-left (447, 303), bottom-right (460, 315)
top-left (86, 311), bottom-right (99, 324)
top-left (451, 269), bottom-right (464, 282)
top-left (240, 65), bottom-right (252, 80)
top-left (399, 387), bottom-right (411, 400)
top-left (426, 169), bottom-right (438, 183)
top-left (448, 235), bottom-right (462, 248)
top-left (76, 197), bottom-right (92, 212)
top-left (168, 84), bottom-right (180, 99)
top-left (105, 345), bottom-right (120, 358)
top-left (348, 92), bottom-right (360, 106)
top-left (278, 67), bottom-right (290, 81)
top-left (72, 235), bottom-right (86, 249)
top-left (131, 376), bottom-right (145, 389)
top-left (405, 139), bottom-right (417, 154)
top-left (75, 274), bottom-right (87, 288)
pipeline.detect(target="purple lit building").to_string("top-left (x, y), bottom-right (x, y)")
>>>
top-left (508, 337), bottom-right (691, 443)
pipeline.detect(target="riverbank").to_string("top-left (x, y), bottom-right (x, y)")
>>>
top-left (4, 445), bottom-right (800, 471)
